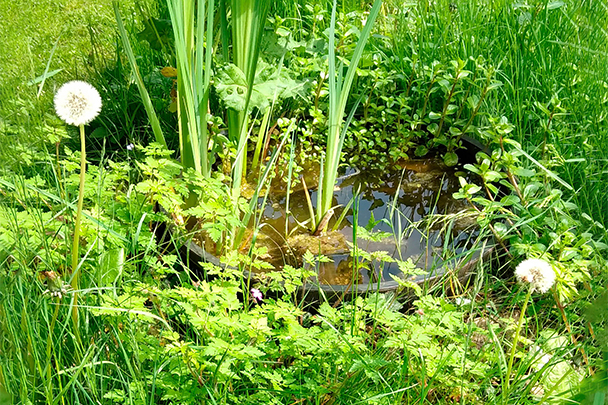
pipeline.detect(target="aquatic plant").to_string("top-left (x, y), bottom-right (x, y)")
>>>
top-left (222, 0), bottom-right (270, 204)
top-left (167, 0), bottom-right (215, 178)
top-left (314, 0), bottom-right (381, 235)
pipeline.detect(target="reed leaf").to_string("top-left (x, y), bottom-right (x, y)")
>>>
top-left (167, 0), bottom-right (215, 177)
top-left (316, 0), bottom-right (382, 232)
top-left (113, 2), bottom-right (167, 149)
top-left (225, 0), bottom-right (270, 203)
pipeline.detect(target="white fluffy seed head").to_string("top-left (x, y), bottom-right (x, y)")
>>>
top-left (54, 81), bottom-right (102, 126)
top-left (515, 258), bottom-right (556, 294)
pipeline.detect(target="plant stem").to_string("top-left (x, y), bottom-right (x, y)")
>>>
top-left (505, 285), bottom-right (533, 397)
top-left (499, 135), bottom-right (525, 202)
top-left (458, 66), bottom-right (493, 139)
top-left (70, 124), bottom-right (86, 335)
top-left (301, 176), bottom-right (316, 230)
top-left (434, 69), bottom-right (459, 138)
top-left (419, 67), bottom-right (440, 122)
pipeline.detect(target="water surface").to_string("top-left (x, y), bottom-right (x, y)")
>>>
top-left (253, 157), bottom-right (479, 285)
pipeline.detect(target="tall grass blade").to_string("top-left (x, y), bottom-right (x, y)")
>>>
top-left (34, 33), bottom-right (62, 98)
top-left (113, 2), bottom-right (167, 149)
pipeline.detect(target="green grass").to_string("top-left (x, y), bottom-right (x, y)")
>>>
top-left (0, 0), bottom-right (121, 100)
top-left (0, 0), bottom-right (161, 167)
top-left (385, 0), bottom-right (608, 226)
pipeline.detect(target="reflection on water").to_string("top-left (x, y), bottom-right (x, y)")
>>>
top-left (253, 157), bottom-right (479, 285)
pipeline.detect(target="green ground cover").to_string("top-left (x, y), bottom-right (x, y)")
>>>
top-left (0, 0), bottom-right (607, 404)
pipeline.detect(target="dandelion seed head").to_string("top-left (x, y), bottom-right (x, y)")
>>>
top-left (515, 258), bottom-right (556, 293)
top-left (54, 81), bottom-right (102, 126)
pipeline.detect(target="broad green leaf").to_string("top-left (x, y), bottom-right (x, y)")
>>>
top-left (514, 167), bottom-right (536, 177)
top-left (215, 64), bottom-right (249, 111)
top-left (444, 152), bottom-right (459, 166)
top-left (500, 195), bottom-right (520, 206)
top-left (463, 163), bottom-right (479, 174)
top-left (493, 222), bottom-right (509, 239)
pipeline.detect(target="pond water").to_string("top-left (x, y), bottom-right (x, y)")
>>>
top-left (252, 156), bottom-right (480, 286)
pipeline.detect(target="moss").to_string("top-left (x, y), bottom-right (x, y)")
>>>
top-left (287, 231), bottom-right (350, 258)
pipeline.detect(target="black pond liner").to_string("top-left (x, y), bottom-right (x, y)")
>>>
top-left (167, 136), bottom-right (498, 306)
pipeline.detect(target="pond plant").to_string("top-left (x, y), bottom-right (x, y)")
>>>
top-left (108, 0), bottom-right (608, 292)
top-left (313, 0), bottom-right (381, 235)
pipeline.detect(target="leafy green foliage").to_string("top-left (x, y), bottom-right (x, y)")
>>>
top-left (81, 267), bottom-right (503, 404)
top-left (215, 61), bottom-right (305, 114)
top-left (2, 0), bottom-right (608, 404)
top-left (455, 116), bottom-right (606, 302)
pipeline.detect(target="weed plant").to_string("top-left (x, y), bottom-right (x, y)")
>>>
top-left (1, 134), bottom-right (604, 403)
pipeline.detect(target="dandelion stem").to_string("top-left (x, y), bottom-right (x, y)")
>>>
top-left (70, 123), bottom-right (86, 335)
top-left (505, 285), bottom-right (533, 397)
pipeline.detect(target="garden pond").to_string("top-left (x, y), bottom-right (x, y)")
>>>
top-left (194, 147), bottom-right (483, 287)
